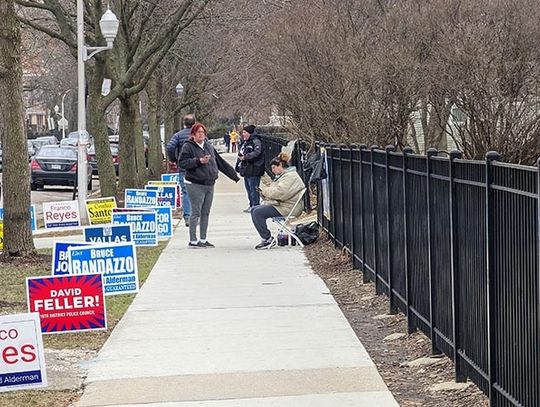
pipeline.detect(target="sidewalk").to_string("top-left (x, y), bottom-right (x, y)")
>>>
top-left (75, 158), bottom-right (398, 406)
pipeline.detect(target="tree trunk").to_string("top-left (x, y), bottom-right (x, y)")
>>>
top-left (118, 94), bottom-right (146, 190)
top-left (0, 0), bottom-right (34, 257)
top-left (146, 78), bottom-right (163, 180)
top-left (87, 65), bottom-right (117, 198)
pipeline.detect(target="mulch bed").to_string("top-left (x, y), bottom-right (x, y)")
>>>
top-left (304, 235), bottom-right (488, 407)
top-left (0, 252), bottom-right (50, 267)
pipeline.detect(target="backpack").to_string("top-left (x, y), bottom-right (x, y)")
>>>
top-left (294, 221), bottom-right (320, 245)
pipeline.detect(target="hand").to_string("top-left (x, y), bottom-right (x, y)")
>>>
top-left (200, 155), bottom-right (211, 164)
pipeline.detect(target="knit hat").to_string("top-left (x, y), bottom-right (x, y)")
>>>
top-left (243, 125), bottom-right (256, 135)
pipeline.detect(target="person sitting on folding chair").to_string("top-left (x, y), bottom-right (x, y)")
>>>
top-left (251, 152), bottom-right (305, 249)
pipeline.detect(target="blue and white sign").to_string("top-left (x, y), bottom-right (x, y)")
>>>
top-left (68, 242), bottom-right (139, 296)
top-left (154, 207), bottom-right (173, 239)
top-left (83, 224), bottom-right (133, 244)
top-left (145, 185), bottom-right (176, 208)
top-left (124, 189), bottom-right (158, 208)
top-left (52, 241), bottom-right (92, 276)
top-left (0, 312), bottom-right (47, 392)
top-left (0, 206), bottom-right (38, 232)
top-left (112, 211), bottom-right (157, 246)
top-left (161, 173), bottom-right (180, 183)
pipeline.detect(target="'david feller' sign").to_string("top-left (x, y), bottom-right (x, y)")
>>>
top-left (42, 200), bottom-right (80, 229)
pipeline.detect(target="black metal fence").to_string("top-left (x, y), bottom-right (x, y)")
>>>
top-left (313, 143), bottom-right (539, 407)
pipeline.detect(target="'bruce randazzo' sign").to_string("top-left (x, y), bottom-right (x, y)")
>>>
top-left (42, 200), bottom-right (80, 229)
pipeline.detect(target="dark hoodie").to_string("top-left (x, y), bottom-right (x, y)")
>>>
top-left (235, 134), bottom-right (265, 177)
top-left (179, 139), bottom-right (239, 186)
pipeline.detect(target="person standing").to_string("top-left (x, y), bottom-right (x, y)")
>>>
top-left (236, 125), bottom-right (265, 213)
top-left (229, 128), bottom-right (238, 153)
top-left (167, 114), bottom-right (195, 226)
top-left (179, 123), bottom-right (239, 248)
top-left (224, 131), bottom-right (231, 153)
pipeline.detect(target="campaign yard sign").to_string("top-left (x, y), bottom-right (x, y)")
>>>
top-left (27, 275), bottom-right (106, 334)
top-left (0, 206), bottom-right (37, 232)
top-left (68, 243), bottom-right (139, 296)
top-left (154, 206), bottom-right (173, 239)
top-left (83, 224), bottom-right (132, 244)
top-left (124, 189), bottom-right (158, 208)
top-left (86, 197), bottom-right (117, 225)
top-left (145, 185), bottom-right (176, 208)
top-left (52, 241), bottom-right (92, 276)
top-left (0, 313), bottom-right (47, 392)
top-left (42, 200), bottom-right (80, 229)
top-left (160, 173), bottom-right (180, 183)
top-left (112, 211), bottom-right (157, 246)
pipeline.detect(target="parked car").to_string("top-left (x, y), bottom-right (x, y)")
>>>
top-left (33, 135), bottom-right (59, 147)
top-left (60, 137), bottom-right (78, 147)
top-left (30, 145), bottom-right (92, 191)
top-left (27, 140), bottom-right (36, 161)
top-left (88, 144), bottom-right (119, 176)
top-left (208, 138), bottom-right (227, 154)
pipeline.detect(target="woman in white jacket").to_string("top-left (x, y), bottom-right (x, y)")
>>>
top-left (251, 152), bottom-right (305, 249)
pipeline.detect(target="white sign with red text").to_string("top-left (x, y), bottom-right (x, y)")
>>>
top-left (42, 200), bottom-right (80, 229)
top-left (0, 313), bottom-right (47, 392)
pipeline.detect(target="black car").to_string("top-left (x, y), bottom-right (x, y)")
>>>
top-left (30, 145), bottom-right (92, 190)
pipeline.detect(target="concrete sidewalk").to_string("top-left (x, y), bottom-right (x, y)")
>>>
top-left (75, 160), bottom-right (398, 406)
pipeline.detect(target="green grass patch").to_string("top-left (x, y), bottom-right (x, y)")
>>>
top-left (0, 241), bottom-right (168, 406)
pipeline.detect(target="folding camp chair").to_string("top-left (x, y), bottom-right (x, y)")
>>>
top-left (267, 188), bottom-right (307, 249)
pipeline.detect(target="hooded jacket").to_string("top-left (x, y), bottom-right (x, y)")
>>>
top-left (261, 167), bottom-right (305, 217)
top-left (235, 134), bottom-right (265, 177)
top-left (166, 128), bottom-right (191, 169)
top-left (179, 139), bottom-right (239, 186)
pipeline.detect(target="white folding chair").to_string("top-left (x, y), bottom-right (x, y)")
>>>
top-left (267, 188), bottom-right (307, 249)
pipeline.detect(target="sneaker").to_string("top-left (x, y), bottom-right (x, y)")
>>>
top-left (255, 238), bottom-right (274, 250)
top-left (200, 241), bottom-right (215, 248)
top-left (184, 216), bottom-right (190, 227)
top-left (188, 241), bottom-right (205, 248)
top-left (243, 207), bottom-right (252, 213)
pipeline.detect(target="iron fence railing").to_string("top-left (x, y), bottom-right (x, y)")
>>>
top-left (314, 143), bottom-right (539, 407)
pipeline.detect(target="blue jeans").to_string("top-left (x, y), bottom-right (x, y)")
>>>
top-left (178, 172), bottom-right (191, 217)
top-left (244, 176), bottom-right (261, 208)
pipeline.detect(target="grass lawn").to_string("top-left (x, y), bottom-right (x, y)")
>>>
top-left (0, 242), bottom-right (168, 406)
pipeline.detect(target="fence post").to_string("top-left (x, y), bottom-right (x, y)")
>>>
top-left (349, 145), bottom-right (356, 265)
top-left (328, 145), bottom-right (337, 247)
top-left (426, 147), bottom-right (442, 354)
top-left (449, 150), bottom-right (466, 380)
top-left (402, 147), bottom-right (415, 333)
top-left (371, 145), bottom-right (380, 293)
top-left (339, 144), bottom-right (346, 248)
top-left (385, 145), bottom-right (397, 313)
top-left (486, 151), bottom-right (500, 403)
top-left (359, 144), bottom-right (368, 283)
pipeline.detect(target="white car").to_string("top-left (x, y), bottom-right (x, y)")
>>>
top-left (209, 139), bottom-right (227, 154)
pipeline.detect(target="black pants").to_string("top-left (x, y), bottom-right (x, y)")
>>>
top-left (251, 205), bottom-right (281, 240)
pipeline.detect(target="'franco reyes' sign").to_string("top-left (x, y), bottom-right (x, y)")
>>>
top-left (0, 313), bottom-right (47, 392)
top-left (42, 200), bottom-right (80, 229)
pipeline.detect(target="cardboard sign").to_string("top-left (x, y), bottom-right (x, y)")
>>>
top-left (160, 173), bottom-right (180, 183)
top-left (154, 206), bottom-right (173, 239)
top-left (42, 200), bottom-right (80, 229)
top-left (148, 180), bottom-right (179, 187)
top-left (86, 197), bottom-right (117, 225)
top-left (145, 185), bottom-right (176, 208)
top-left (52, 241), bottom-right (92, 276)
top-left (68, 243), bottom-right (139, 296)
top-left (112, 211), bottom-right (157, 246)
top-left (0, 313), bottom-right (47, 391)
top-left (124, 189), bottom-right (158, 208)
top-left (0, 206), bottom-right (38, 232)
top-left (83, 224), bottom-right (132, 244)
top-left (27, 275), bottom-right (106, 334)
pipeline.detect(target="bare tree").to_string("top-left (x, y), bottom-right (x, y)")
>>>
top-left (0, 0), bottom-right (34, 257)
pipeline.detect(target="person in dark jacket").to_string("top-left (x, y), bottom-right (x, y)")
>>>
top-left (166, 114), bottom-right (195, 226)
top-left (236, 125), bottom-right (265, 213)
top-left (179, 122), bottom-right (240, 248)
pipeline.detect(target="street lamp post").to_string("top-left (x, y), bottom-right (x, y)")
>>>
top-left (60, 89), bottom-right (71, 139)
top-left (77, 1), bottom-right (119, 216)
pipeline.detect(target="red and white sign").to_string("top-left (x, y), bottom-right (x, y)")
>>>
top-left (42, 200), bottom-right (80, 229)
top-left (26, 274), bottom-right (107, 334)
top-left (0, 313), bottom-right (47, 392)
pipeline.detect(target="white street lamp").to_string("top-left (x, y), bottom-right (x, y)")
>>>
top-left (77, 2), bottom-right (119, 217)
top-left (175, 82), bottom-right (184, 95)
